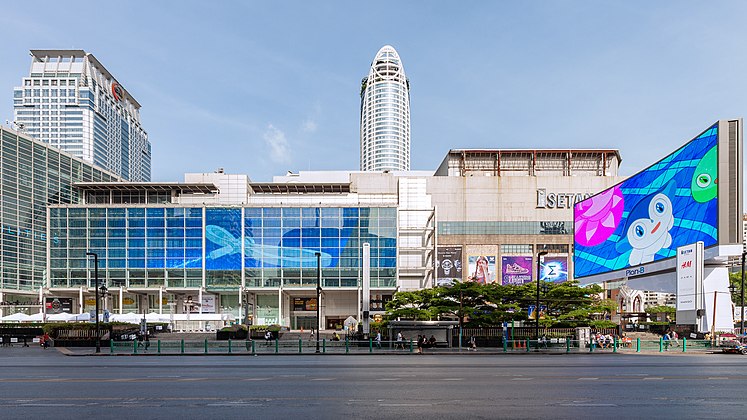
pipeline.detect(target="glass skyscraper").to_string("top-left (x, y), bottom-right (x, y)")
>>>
top-left (360, 45), bottom-right (411, 172)
top-left (13, 50), bottom-right (151, 182)
top-left (0, 127), bottom-right (118, 293)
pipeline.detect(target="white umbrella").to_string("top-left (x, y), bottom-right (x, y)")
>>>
top-left (48, 312), bottom-right (75, 321)
top-left (110, 313), bottom-right (141, 324)
top-left (1, 313), bottom-right (30, 322)
top-left (26, 313), bottom-right (45, 322)
top-left (72, 313), bottom-right (91, 322)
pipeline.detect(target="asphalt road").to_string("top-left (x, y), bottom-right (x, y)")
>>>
top-left (0, 346), bottom-right (745, 419)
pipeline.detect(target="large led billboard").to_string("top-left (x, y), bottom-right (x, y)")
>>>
top-left (574, 123), bottom-right (719, 279)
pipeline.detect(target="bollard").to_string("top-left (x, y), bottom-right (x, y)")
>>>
top-left (110, 340), bottom-right (114, 354)
top-left (181, 339), bottom-right (185, 354)
top-left (682, 337), bottom-right (687, 353)
top-left (323, 338), bottom-right (326, 354)
top-left (157, 340), bottom-right (161, 354)
top-left (613, 337), bottom-right (618, 353)
top-left (345, 337), bottom-right (349, 354)
top-left (204, 338), bottom-right (208, 354)
top-left (299, 338), bottom-right (302, 354)
top-left (566, 338), bottom-right (570, 354)
top-left (228, 339), bottom-right (232, 354)
top-left (134, 339), bottom-right (138, 355)
top-left (503, 338), bottom-right (507, 353)
top-left (526, 340), bottom-right (530, 352)
top-left (590, 340), bottom-right (594, 353)
top-left (251, 340), bottom-right (256, 355)
top-left (659, 337), bottom-right (663, 353)
top-left (369, 338), bottom-right (373, 353)
top-left (275, 338), bottom-right (279, 354)
top-left (636, 338), bottom-right (640, 353)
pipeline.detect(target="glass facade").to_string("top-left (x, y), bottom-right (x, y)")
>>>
top-left (49, 206), bottom-right (397, 290)
top-left (0, 128), bottom-right (118, 291)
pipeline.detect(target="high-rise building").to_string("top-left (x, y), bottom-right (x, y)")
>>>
top-left (13, 50), bottom-right (151, 181)
top-left (360, 45), bottom-right (410, 172)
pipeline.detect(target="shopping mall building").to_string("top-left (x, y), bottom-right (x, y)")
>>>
top-left (0, 126), bottom-right (624, 329)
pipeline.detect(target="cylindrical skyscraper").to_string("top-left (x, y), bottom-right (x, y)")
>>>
top-left (360, 45), bottom-right (410, 172)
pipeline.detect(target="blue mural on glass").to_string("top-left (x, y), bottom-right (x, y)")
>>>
top-left (573, 123), bottom-right (719, 278)
top-left (205, 208), bottom-right (242, 270)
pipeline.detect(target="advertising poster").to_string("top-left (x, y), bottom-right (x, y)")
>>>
top-left (45, 297), bottom-right (73, 314)
top-left (184, 294), bottom-right (216, 313)
top-left (436, 246), bottom-right (462, 286)
top-left (467, 255), bottom-right (496, 284)
top-left (574, 123), bottom-right (719, 278)
top-left (293, 297), bottom-right (318, 311)
top-left (540, 257), bottom-right (568, 283)
top-left (501, 256), bottom-right (533, 285)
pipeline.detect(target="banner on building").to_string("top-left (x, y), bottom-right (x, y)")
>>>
top-left (45, 297), bottom-right (73, 314)
top-left (468, 255), bottom-right (496, 284)
top-left (501, 256), bottom-right (533, 285)
top-left (540, 256), bottom-right (568, 283)
top-left (437, 246), bottom-right (462, 286)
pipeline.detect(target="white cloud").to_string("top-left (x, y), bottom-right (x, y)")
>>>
top-left (263, 124), bottom-right (291, 163)
top-left (301, 118), bottom-right (318, 133)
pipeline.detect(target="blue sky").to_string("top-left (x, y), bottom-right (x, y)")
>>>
top-left (1, 1), bottom-right (746, 190)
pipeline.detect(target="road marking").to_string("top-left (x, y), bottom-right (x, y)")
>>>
top-left (578, 378), bottom-right (598, 381)
top-left (512, 378), bottom-right (533, 381)
top-left (643, 377), bottom-right (664, 380)
top-left (707, 377), bottom-right (728, 380)
top-left (561, 403), bottom-right (617, 407)
top-left (243, 378), bottom-right (271, 381)
top-left (441, 378), bottom-right (463, 381)
top-left (311, 378), bottom-right (334, 381)
top-left (376, 378), bottom-right (398, 381)
top-left (380, 403), bottom-right (433, 407)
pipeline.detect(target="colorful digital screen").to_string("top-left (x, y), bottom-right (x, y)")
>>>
top-left (437, 246), bottom-right (463, 286)
top-left (573, 123), bottom-right (719, 278)
top-left (501, 256), bottom-right (533, 285)
top-left (540, 257), bottom-right (568, 283)
top-left (468, 255), bottom-right (496, 284)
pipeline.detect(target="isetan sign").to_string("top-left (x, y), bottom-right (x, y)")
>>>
top-left (536, 189), bottom-right (592, 209)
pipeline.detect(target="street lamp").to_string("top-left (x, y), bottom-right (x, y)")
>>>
top-left (316, 252), bottom-right (322, 354)
top-left (86, 252), bottom-right (102, 353)
top-left (535, 250), bottom-right (548, 341)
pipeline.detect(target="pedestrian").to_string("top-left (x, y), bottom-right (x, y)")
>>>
top-left (265, 330), bottom-right (273, 346)
top-left (374, 331), bottom-right (382, 349)
top-left (416, 335), bottom-right (423, 354)
top-left (670, 330), bottom-right (679, 347)
top-left (469, 336), bottom-right (477, 351)
top-left (396, 332), bottom-right (404, 350)
top-left (663, 332), bottom-right (670, 351)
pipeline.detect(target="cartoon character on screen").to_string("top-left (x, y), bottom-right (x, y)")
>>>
top-left (691, 145), bottom-right (717, 203)
top-left (616, 179), bottom-right (676, 266)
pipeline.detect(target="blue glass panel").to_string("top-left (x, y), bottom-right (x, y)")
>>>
top-left (166, 218), bottom-right (184, 227)
top-left (302, 208), bottom-right (319, 218)
top-left (128, 228), bottom-right (145, 237)
top-left (263, 208), bottom-right (280, 217)
top-left (167, 228), bottom-right (184, 238)
top-left (147, 258), bottom-right (164, 269)
top-left (109, 239), bottom-right (126, 248)
top-left (185, 228), bottom-right (201, 238)
top-left (282, 208), bottom-right (300, 217)
top-left (146, 208), bottom-right (164, 217)
top-left (205, 208), bottom-right (241, 270)
top-left (147, 228), bottom-right (164, 238)
top-left (128, 208), bottom-right (145, 217)
top-left (166, 208), bottom-right (185, 217)
top-left (129, 249), bottom-right (145, 258)
top-left (185, 218), bottom-right (202, 228)
top-left (109, 260), bottom-right (126, 268)
top-left (128, 239), bottom-right (145, 248)
top-left (187, 208), bottom-right (202, 218)
top-left (245, 208), bottom-right (262, 217)
top-left (109, 229), bottom-right (125, 238)
top-left (167, 248), bottom-right (184, 258)
top-left (129, 259), bottom-right (145, 268)
top-left (129, 218), bottom-right (145, 228)
top-left (147, 218), bottom-right (165, 227)
top-left (185, 238), bottom-right (202, 248)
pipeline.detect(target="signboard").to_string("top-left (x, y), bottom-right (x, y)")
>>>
top-left (293, 297), bottom-right (318, 311)
top-left (501, 256), bottom-right (533, 285)
top-left (184, 294), bottom-right (216, 313)
top-left (676, 242), bottom-right (703, 312)
top-left (540, 257), bottom-right (568, 283)
top-left (574, 123), bottom-right (719, 278)
top-left (468, 255), bottom-right (496, 284)
top-left (45, 297), bottom-right (73, 314)
top-left (436, 246), bottom-right (462, 286)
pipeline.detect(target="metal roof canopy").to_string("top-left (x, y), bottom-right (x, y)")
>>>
top-left (73, 182), bottom-right (218, 194)
top-left (250, 183), bottom-right (351, 194)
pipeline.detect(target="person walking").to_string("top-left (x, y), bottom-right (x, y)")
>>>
top-left (670, 330), bottom-right (680, 347)
top-left (374, 331), bottom-right (382, 349)
top-left (396, 332), bottom-right (404, 350)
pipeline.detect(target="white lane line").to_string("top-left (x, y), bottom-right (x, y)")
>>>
top-left (578, 377), bottom-right (599, 381)
top-left (708, 377), bottom-right (729, 380)
top-left (311, 378), bottom-right (334, 381)
top-left (561, 403), bottom-right (616, 407)
top-left (380, 403), bottom-right (433, 407)
top-left (512, 378), bottom-right (533, 381)
top-left (441, 378), bottom-right (463, 381)
top-left (376, 378), bottom-right (398, 381)
top-left (243, 378), bottom-right (271, 381)
top-left (643, 377), bottom-right (664, 380)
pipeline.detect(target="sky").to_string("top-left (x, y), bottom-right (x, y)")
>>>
top-left (0, 1), bottom-right (746, 194)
